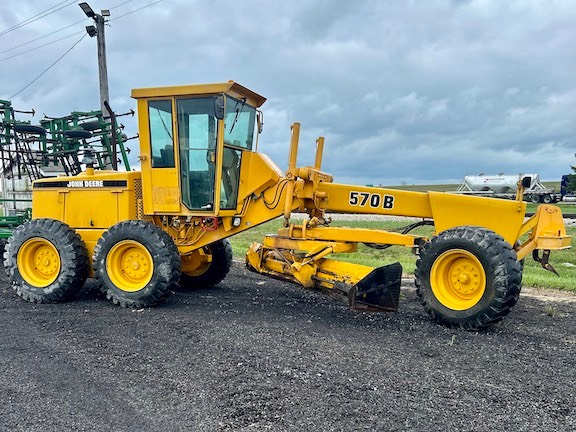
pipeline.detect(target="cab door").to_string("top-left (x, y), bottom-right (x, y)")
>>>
top-left (175, 97), bottom-right (219, 212)
top-left (140, 98), bottom-right (181, 213)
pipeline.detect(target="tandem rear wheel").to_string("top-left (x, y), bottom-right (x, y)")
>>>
top-left (180, 239), bottom-right (232, 288)
top-left (3, 219), bottom-right (89, 303)
top-left (415, 226), bottom-right (522, 330)
top-left (93, 220), bottom-right (181, 308)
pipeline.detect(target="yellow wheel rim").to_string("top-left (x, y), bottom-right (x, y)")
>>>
top-left (430, 249), bottom-right (486, 311)
top-left (181, 248), bottom-right (212, 276)
top-left (17, 238), bottom-right (61, 288)
top-left (106, 240), bottom-right (153, 292)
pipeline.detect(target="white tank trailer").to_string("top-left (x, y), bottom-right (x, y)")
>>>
top-left (456, 173), bottom-right (559, 203)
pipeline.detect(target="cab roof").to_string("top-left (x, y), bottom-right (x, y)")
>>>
top-left (130, 81), bottom-right (267, 108)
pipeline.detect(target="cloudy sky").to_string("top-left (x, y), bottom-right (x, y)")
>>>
top-left (0, 0), bottom-right (574, 186)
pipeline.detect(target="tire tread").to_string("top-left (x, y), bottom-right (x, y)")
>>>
top-left (3, 218), bottom-right (88, 303)
top-left (93, 220), bottom-right (180, 308)
top-left (180, 239), bottom-right (232, 288)
top-left (415, 226), bottom-right (522, 330)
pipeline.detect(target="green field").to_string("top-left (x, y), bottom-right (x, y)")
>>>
top-left (229, 217), bottom-right (576, 292)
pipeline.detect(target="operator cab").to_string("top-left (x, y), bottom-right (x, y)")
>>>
top-left (131, 81), bottom-right (266, 215)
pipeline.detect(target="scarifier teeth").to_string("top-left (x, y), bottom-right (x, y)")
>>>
top-left (533, 249), bottom-right (560, 276)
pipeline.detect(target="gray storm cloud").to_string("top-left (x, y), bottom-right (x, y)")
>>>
top-left (0, 0), bottom-right (573, 185)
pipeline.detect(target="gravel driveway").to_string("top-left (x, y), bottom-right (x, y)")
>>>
top-left (1, 262), bottom-right (574, 431)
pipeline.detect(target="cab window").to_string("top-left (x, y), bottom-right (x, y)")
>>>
top-left (176, 97), bottom-right (218, 210)
top-left (224, 96), bottom-right (256, 150)
top-left (148, 100), bottom-right (174, 168)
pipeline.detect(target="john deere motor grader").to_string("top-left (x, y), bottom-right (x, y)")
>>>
top-left (4, 81), bottom-right (571, 330)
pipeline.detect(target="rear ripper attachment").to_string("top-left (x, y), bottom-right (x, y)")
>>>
top-left (246, 232), bottom-right (407, 312)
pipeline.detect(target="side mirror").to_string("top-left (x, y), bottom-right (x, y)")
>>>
top-left (257, 110), bottom-right (264, 134)
top-left (214, 94), bottom-right (225, 120)
top-left (522, 176), bottom-right (531, 188)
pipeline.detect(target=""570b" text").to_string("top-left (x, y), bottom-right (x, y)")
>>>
top-left (349, 191), bottom-right (395, 209)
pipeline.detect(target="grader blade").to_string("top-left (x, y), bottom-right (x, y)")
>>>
top-left (348, 262), bottom-right (403, 312)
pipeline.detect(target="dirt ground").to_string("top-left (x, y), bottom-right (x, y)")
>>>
top-left (0, 262), bottom-right (575, 432)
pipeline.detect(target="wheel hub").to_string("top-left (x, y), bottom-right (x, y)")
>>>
top-left (107, 241), bottom-right (153, 292)
top-left (456, 272), bottom-right (470, 284)
top-left (35, 247), bottom-right (59, 276)
top-left (450, 261), bottom-right (482, 295)
top-left (17, 238), bottom-right (61, 287)
top-left (181, 247), bottom-right (212, 276)
top-left (124, 252), bottom-right (149, 277)
top-left (431, 249), bottom-right (486, 310)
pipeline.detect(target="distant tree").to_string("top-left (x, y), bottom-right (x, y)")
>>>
top-left (567, 155), bottom-right (576, 193)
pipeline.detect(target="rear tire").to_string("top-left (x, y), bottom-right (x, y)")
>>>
top-left (93, 220), bottom-right (181, 308)
top-left (180, 239), bottom-right (232, 287)
top-left (415, 226), bottom-right (522, 330)
top-left (3, 219), bottom-right (88, 303)
top-left (542, 194), bottom-right (553, 204)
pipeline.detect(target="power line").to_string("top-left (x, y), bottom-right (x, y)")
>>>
top-left (5, 0), bottom-right (164, 99)
top-left (0, 0), bottom-right (145, 57)
top-left (0, 0), bottom-right (79, 38)
top-left (0, 21), bottom-right (87, 56)
top-left (0, 31), bottom-right (84, 63)
top-left (9, 33), bottom-right (88, 100)
top-left (0, 0), bottom-right (70, 34)
top-left (112, 0), bottom-right (165, 21)
top-left (110, 0), bottom-right (138, 10)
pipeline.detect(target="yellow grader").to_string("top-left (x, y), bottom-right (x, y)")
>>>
top-left (3, 81), bottom-right (571, 330)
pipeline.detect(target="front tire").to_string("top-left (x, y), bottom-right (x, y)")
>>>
top-left (415, 226), bottom-right (522, 330)
top-left (3, 219), bottom-right (89, 303)
top-left (93, 220), bottom-right (181, 308)
top-left (180, 239), bottom-right (232, 287)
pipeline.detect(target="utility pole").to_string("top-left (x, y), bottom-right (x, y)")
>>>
top-left (79, 3), bottom-right (111, 118)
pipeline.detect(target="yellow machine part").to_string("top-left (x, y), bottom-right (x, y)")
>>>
top-left (131, 82), bottom-right (267, 108)
top-left (516, 204), bottom-right (571, 260)
top-left (316, 184), bottom-right (526, 247)
top-left (430, 248), bottom-right (486, 311)
top-left (32, 169), bottom-right (141, 226)
top-left (246, 239), bottom-right (374, 290)
top-left (17, 237), bottom-right (62, 287)
top-left (246, 235), bottom-right (405, 311)
top-left (31, 169), bottom-right (142, 273)
top-left (181, 248), bottom-right (213, 276)
top-left (106, 239), bottom-right (154, 292)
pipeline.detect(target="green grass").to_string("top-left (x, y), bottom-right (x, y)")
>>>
top-left (525, 202), bottom-right (575, 213)
top-left (521, 229), bottom-right (576, 291)
top-left (229, 218), bottom-right (576, 292)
